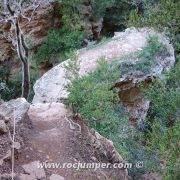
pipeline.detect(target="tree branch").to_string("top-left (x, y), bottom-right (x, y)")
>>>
top-left (4, 0), bottom-right (15, 16)
top-left (21, 33), bottom-right (28, 57)
top-left (15, 19), bottom-right (26, 63)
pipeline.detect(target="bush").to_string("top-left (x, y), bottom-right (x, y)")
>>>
top-left (128, 5), bottom-right (180, 177)
top-left (67, 58), bottom-right (123, 137)
top-left (34, 0), bottom-right (136, 63)
top-left (66, 52), bottom-right (161, 176)
top-left (128, 0), bottom-right (179, 34)
top-left (102, 0), bottom-right (135, 36)
top-left (34, 0), bottom-right (85, 64)
top-left (147, 120), bottom-right (180, 180)
top-left (0, 64), bottom-right (38, 102)
top-left (66, 57), bottom-right (141, 162)
top-left (143, 61), bottom-right (180, 179)
top-left (128, 0), bottom-right (180, 58)
top-left (120, 35), bottom-right (167, 75)
top-left (34, 28), bottom-right (84, 65)
top-left (145, 61), bottom-right (180, 126)
top-left (66, 36), bottom-right (179, 178)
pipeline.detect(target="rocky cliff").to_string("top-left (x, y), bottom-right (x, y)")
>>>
top-left (0, 0), bottom-right (104, 76)
top-left (0, 27), bottom-right (175, 179)
top-left (0, 1), bottom-right (62, 76)
top-left (33, 28), bottom-right (175, 121)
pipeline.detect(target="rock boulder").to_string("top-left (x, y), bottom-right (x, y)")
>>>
top-left (33, 28), bottom-right (175, 121)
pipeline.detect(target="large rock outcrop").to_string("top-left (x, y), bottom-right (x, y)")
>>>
top-left (33, 28), bottom-right (175, 121)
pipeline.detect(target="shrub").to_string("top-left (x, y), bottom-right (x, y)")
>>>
top-left (34, 0), bottom-right (85, 64)
top-left (143, 61), bottom-right (180, 179)
top-left (34, 28), bottom-right (84, 65)
top-left (102, 0), bottom-right (135, 36)
top-left (147, 120), bottom-right (180, 180)
top-left (128, 0), bottom-right (179, 35)
top-left (0, 70), bottom-right (22, 101)
top-left (0, 64), bottom-right (38, 102)
top-left (34, 0), bottom-right (136, 64)
top-left (144, 62), bottom-right (180, 126)
top-left (120, 35), bottom-right (167, 75)
top-left (66, 36), bottom-right (179, 178)
top-left (128, 0), bottom-right (179, 58)
top-left (66, 54), bottom-right (160, 176)
top-left (67, 59), bottom-right (123, 137)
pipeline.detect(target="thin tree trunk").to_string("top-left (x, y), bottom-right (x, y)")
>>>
top-left (21, 60), bottom-right (30, 99)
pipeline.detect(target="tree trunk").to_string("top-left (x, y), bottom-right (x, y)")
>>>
top-left (21, 60), bottom-right (30, 99)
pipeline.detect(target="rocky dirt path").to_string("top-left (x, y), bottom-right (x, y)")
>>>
top-left (10, 102), bottom-right (128, 180)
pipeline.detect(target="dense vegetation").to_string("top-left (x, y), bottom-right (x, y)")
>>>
top-left (67, 36), bottom-right (180, 179)
top-left (0, 0), bottom-right (179, 179)
top-left (128, 3), bottom-right (180, 178)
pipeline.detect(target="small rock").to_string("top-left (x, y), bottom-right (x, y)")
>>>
top-left (0, 159), bottom-right (4, 166)
top-left (22, 161), bottom-right (46, 179)
top-left (0, 120), bottom-right (8, 134)
top-left (91, 156), bottom-right (97, 161)
top-left (0, 98), bottom-right (30, 125)
top-left (0, 173), bottom-right (18, 179)
top-left (2, 150), bottom-right (11, 163)
top-left (139, 172), bottom-right (162, 180)
top-left (12, 142), bottom-right (21, 150)
top-left (50, 174), bottom-right (65, 180)
top-left (19, 174), bottom-right (35, 180)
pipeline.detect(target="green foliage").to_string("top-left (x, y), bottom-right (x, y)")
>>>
top-left (143, 61), bottom-right (180, 179)
top-left (66, 34), bottom-right (179, 178)
top-left (135, 35), bottom-right (167, 73)
top-left (35, 0), bottom-right (136, 63)
top-left (61, 0), bottom-right (84, 29)
top-left (121, 35), bottom-right (167, 74)
top-left (34, 28), bottom-right (84, 65)
top-left (123, 62), bottom-right (180, 177)
top-left (147, 121), bottom-right (180, 180)
top-left (0, 68), bottom-right (22, 100)
top-left (129, 0), bottom-right (179, 34)
top-left (128, 0), bottom-right (180, 56)
top-left (145, 62), bottom-right (180, 126)
top-left (128, 5), bottom-right (180, 178)
top-left (90, 0), bottom-right (115, 20)
top-left (34, 0), bottom-right (85, 64)
top-left (0, 64), bottom-right (38, 102)
top-left (66, 56), bottom-right (161, 176)
top-left (66, 58), bottom-right (143, 171)
top-left (102, 0), bottom-right (135, 36)
top-left (67, 58), bottom-right (123, 137)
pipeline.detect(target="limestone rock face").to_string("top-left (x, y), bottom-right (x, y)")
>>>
top-left (0, 1), bottom-right (62, 77)
top-left (0, 36), bottom-right (15, 62)
top-left (0, 98), bottom-right (31, 172)
top-left (1, 1), bottom-right (61, 50)
top-left (19, 1), bottom-right (62, 49)
top-left (0, 98), bottom-right (30, 125)
top-left (0, 120), bottom-right (8, 134)
top-left (32, 28), bottom-right (175, 121)
top-left (0, 1), bottom-right (103, 76)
